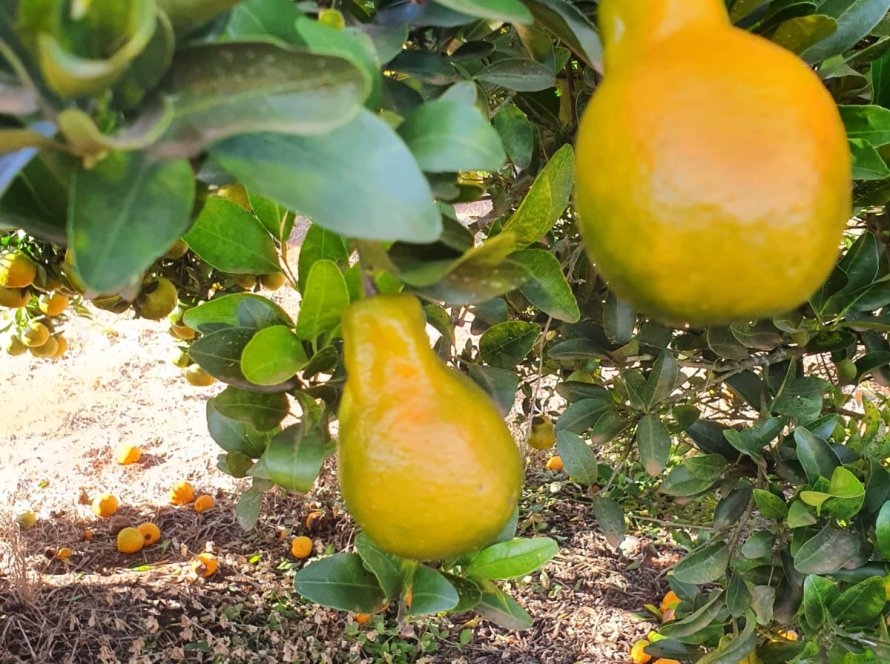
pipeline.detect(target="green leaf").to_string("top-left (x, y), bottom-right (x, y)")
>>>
top-left (212, 386), bottom-right (289, 431)
top-left (442, 573), bottom-right (483, 613)
top-left (660, 465), bottom-right (719, 497)
top-left (713, 485), bottom-right (753, 530)
top-left (355, 532), bottom-right (403, 599)
top-left (873, 46), bottom-right (890, 108)
top-left (850, 138), bottom-right (890, 179)
top-left (823, 466), bottom-right (866, 520)
top-left (555, 430), bottom-right (598, 486)
top-left (643, 352), bottom-right (678, 410)
top-left (406, 566), bottom-right (460, 616)
top-left (510, 249), bottom-right (580, 322)
top-left (794, 427), bottom-right (841, 483)
top-left (211, 109), bottom-right (442, 243)
top-left (753, 489), bottom-right (789, 521)
top-left (260, 425), bottom-right (326, 493)
top-left (225, 0), bottom-right (303, 43)
top-left (602, 292), bottom-right (636, 344)
top-left (522, 0), bottom-right (602, 69)
top-left (841, 104), bottom-right (890, 146)
top-left (467, 537), bottom-right (557, 580)
top-left (475, 58), bottom-right (556, 92)
top-left (696, 611), bottom-right (756, 664)
top-left (184, 197), bottom-right (280, 275)
top-left (876, 500), bottom-right (890, 558)
top-left (475, 581), bottom-right (533, 629)
top-left (771, 14), bottom-right (839, 54)
top-left (788, 500), bottom-right (818, 528)
top-left (501, 144), bottom-right (574, 248)
top-left (674, 541), bottom-right (730, 584)
top-left (295, 553), bottom-right (386, 613)
top-left (660, 591), bottom-right (723, 640)
top-left (206, 399), bottom-right (270, 458)
top-left (794, 525), bottom-right (861, 574)
top-left (467, 365), bottom-right (519, 416)
top-left (184, 293), bottom-right (291, 332)
top-left (802, 0), bottom-right (890, 63)
top-left (157, 0), bottom-right (242, 36)
top-left (235, 485), bottom-right (264, 530)
top-left (637, 414), bottom-right (672, 477)
top-left (432, 0), bottom-right (532, 23)
top-left (555, 398), bottom-right (611, 434)
top-left (803, 574), bottom-right (840, 629)
top-left (67, 151), bottom-right (194, 294)
top-left (829, 576), bottom-right (886, 627)
top-left (295, 260), bottom-right (350, 341)
top-left (297, 224), bottom-right (348, 293)
top-left (479, 321), bottom-right (541, 368)
top-left (493, 104), bottom-right (534, 170)
top-left (398, 100), bottom-right (506, 173)
top-left (592, 496), bottom-right (625, 549)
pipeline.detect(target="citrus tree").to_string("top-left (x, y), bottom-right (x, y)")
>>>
top-left (4, 0), bottom-right (890, 661)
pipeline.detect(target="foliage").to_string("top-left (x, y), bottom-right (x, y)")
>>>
top-left (5, 0), bottom-right (890, 661)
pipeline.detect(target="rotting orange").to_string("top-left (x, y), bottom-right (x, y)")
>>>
top-left (115, 444), bottom-right (142, 465)
top-left (194, 495), bottom-right (215, 513)
top-left (91, 493), bottom-right (119, 517)
top-left (56, 547), bottom-right (73, 560)
top-left (574, 0), bottom-right (851, 325)
top-left (117, 527), bottom-right (144, 554)
top-left (290, 536), bottom-right (313, 559)
top-left (170, 481), bottom-right (196, 506)
top-left (192, 553), bottom-right (218, 578)
top-left (304, 510), bottom-right (324, 530)
top-left (137, 522), bottom-right (161, 545)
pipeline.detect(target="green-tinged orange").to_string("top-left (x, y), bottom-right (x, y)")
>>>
top-left (0, 252), bottom-right (36, 288)
top-left (260, 272), bottom-right (287, 291)
top-left (575, 0), bottom-right (850, 325)
top-left (139, 278), bottom-right (178, 320)
top-left (29, 335), bottom-right (59, 358)
top-left (21, 321), bottom-right (50, 348)
top-left (38, 292), bottom-right (69, 316)
top-left (4, 336), bottom-right (27, 356)
top-left (338, 294), bottom-right (522, 560)
top-left (528, 416), bottom-right (556, 450)
top-left (0, 286), bottom-right (31, 308)
top-left (185, 365), bottom-right (215, 386)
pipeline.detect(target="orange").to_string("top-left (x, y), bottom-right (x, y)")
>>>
top-left (163, 239), bottom-right (189, 260)
top-left (115, 444), bottom-right (142, 465)
top-left (660, 590), bottom-right (681, 613)
top-left (192, 552), bottom-right (218, 578)
top-left (575, 0), bottom-right (851, 325)
top-left (546, 456), bottom-right (564, 472)
top-left (14, 511), bottom-right (37, 529)
top-left (260, 272), bottom-right (287, 291)
top-left (290, 535), bottom-right (313, 559)
top-left (215, 184), bottom-right (251, 210)
top-left (630, 639), bottom-right (652, 664)
top-left (116, 527), bottom-right (144, 554)
top-left (38, 292), bottom-right (69, 316)
top-left (170, 481), bottom-right (196, 506)
top-left (194, 494), bottom-right (215, 513)
top-left (91, 493), bottom-right (119, 517)
top-left (235, 274), bottom-right (257, 290)
top-left (83, 528), bottom-right (93, 541)
top-left (528, 416), bottom-right (556, 450)
top-left (404, 588), bottom-right (413, 609)
top-left (52, 335), bottom-right (68, 358)
top-left (0, 286), bottom-right (31, 308)
top-left (653, 660), bottom-right (681, 664)
top-left (137, 522), bottom-right (161, 545)
top-left (56, 547), bottom-right (73, 560)
top-left (139, 277), bottom-right (178, 320)
top-left (304, 510), bottom-right (324, 530)
top-left (29, 335), bottom-right (59, 358)
top-left (169, 323), bottom-right (196, 341)
top-left (354, 613), bottom-right (371, 625)
top-left (0, 252), bottom-right (37, 288)
top-left (21, 321), bottom-right (49, 348)
top-left (4, 336), bottom-right (27, 356)
top-left (184, 365), bottom-right (215, 387)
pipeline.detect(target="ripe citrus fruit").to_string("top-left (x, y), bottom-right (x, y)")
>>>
top-left (660, 590), bottom-right (681, 613)
top-left (546, 456), bottom-right (564, 472)
top-left (139, 278), bottom-right (178, 320)
top-left (0, 252), bottom-right (37, 288)
top-left (117, 527), bottom-right (144, 554)
top-left (0, 286), bottom-right (30, 308)
top-left (354, 613), bottom-right (371, 625)
top-left (21, 321), bottom-right (50, 348)
top-left (169, 323), bottom-right (196, 341)
top-left (630, 639), bottom-right (652, 664)
top-left (528, 415), bottom-right (556, 450)
top-left (38, 292), bottom-right (69, 316)
top-left (91, 493), bottom-right (119, 517)
top-left (290, 535), bottom-right (313, 559)
top-left (52, 334), bottom-right (68, 358)
top-left (653, 660), bottom-right (681, 664)
top-left (192, 552), bottom-right (218, 578)
top-left (14, 511), bottom-right (37, 529)
top-left (170, 481), bottom-right (196, 506)
top-left (338, 295), bottom-right (522, 560)
top-left (260, 272), bottom-right (287, 290)
top-left (5, 336), bottom-right (27, 356)
top-left (215, 184), bottom-right (251, 210)
top-left (137, 522), bottom-right (161, 545)
top-left (194, 494), bottom-right (215, 513)
top-left (115, 444), bottom-right (142, 465)
top-left (184, 365), bottom-right (214, 386)
top-left (56, 547), bottom-right (73, 560)
top-left (575, 0), bottom-right (851, 325)
top-left (29, 335), bottom-right (59, 358)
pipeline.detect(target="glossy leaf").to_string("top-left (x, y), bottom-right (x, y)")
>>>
top-left (406, 566), bottom-right (459, 616)
top-left (753, 489), bottom-right (788, 521)
top-left (212, 386), bottom-right (289, 431)
top-left (467, 365), bottom-right (520, 415)
top-left (673, 541), bottom-right (729, 584)
top-left (467, 537), bottom-right (558, 580)
top-left (211, 110), bottom-right (442, 243)
top-left (643, 352), bottom-right (678, 410)
top-left (556, 398), bottom-right (611, 434)
top-left (297, 224), bottom-right (349, 293)
top-left (68, 151), bottom-right (194, 294)
top-left (523, 0), bottom-right (602, 68)
top-left (794, 426), bottom-right (841, 483)
top-left (637, 414), bottom-right (672, 477)
top-left (592, 496), bottom-right (625, 549)
top-left (261, 425), bottom-right (326, 493)
top-left (475, 58), bottom-right (556, 91)
top-left (295, 553), bottom-right (386, 613)
top-left (355, 532), bottom-right (403, 599)
top-left (829, 576), bottom-right (886, 627)
top-left (771, 14), bottom-right (839, 54)
top-left (493, 104), bottom-right (534, 170)
top-left (206, 399), bottom-right (270, 458)
top-left (661, 591), bottom-right (723, 640)
top-left (475, 581), bottom-right (533, 630)
top-left (295, 260), bottom-right (350, 341)
top-left (802, 0), bottom-right (890, 63)
top-left (512, 249), bottom-right (581, 322)
top-left (432, 0), bottom-right (532, 23)
top-left (556, 430), bottom-right (598, 486)
top-left (794, 525), bottom-right (861, 574)
top-left (876, 500), bottom-right (890, 558)
top-left (184, 293), bottom-right (291, 332)
top-left (479, 321), bottom-right (541, 368)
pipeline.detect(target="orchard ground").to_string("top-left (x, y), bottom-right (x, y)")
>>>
top-left (0, 213), bottom-right (678, 663)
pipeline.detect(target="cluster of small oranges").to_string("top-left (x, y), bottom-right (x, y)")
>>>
top-left (630, 591), bottom-right (684, 664)
top-left (1, 251), bottom-right (73, 359)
